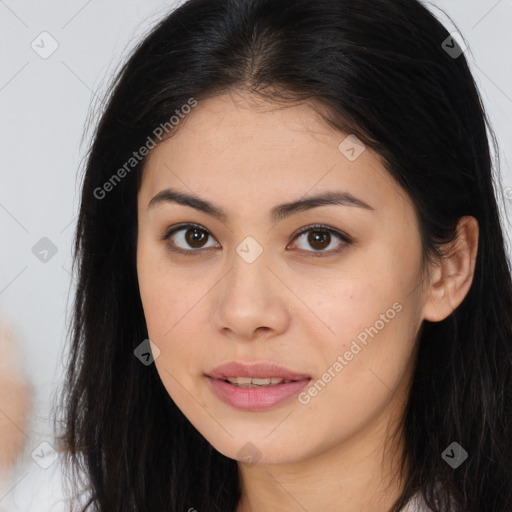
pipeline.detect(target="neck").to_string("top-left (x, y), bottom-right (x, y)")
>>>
top-left (235, 403), bottom-right (408, 512)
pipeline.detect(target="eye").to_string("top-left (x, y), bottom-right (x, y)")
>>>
top-left (288, 224), bottom-right (352, 257)
top-left (162, 222), bottom-right (352, 257)
top-left (162, 223), bottom-right (220, 255)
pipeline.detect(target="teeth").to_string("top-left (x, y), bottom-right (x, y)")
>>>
top-left (225, 377), bottom-right (293, 387)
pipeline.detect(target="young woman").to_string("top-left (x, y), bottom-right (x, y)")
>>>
top-left (59, 0), bottom-right (512, 511)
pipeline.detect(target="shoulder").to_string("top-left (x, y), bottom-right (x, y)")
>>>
top-left (402, 493), bottom-right (430, 512)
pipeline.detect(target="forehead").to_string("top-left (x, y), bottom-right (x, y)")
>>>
top-left (139, 91), bottom-right (412, 217)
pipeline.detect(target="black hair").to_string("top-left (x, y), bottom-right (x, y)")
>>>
top-left (59, 0), bottom-right (512, 510)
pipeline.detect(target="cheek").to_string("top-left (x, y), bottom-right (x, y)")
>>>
top-left (303, 250), bottom-right (421, 387)
top-left (298, 288), bottom-right (417, 441)
top-left (136, 251), bottom-right (212, 388)
top-left (138, 268), bottom-right (203, 406)
top-left (137, 243), bottom-right (197, 338)
top-left (307, 273), bottom-right (401, 346)
top-left (139, 277), bottom-right (201, 365)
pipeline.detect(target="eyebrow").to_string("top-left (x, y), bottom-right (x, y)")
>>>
top-left (147, 187), bottom-right (375, 223)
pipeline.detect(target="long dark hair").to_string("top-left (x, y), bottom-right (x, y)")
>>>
top-left (58, 0), bottom-right (512, 510)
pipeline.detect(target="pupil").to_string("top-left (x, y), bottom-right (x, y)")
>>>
top-left (308, 230), bottom-right (330, 250)
top-left (186, 228), bottom-right (207, 248)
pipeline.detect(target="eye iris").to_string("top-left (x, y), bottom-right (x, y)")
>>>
top-left (308, 230), bottom-right (330, 250)
top-left (185, 228), bottom-right (208, 248)
top-left (178, 227), bottom-right (335, 251)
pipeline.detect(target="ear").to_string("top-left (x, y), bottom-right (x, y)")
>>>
top-left (422, 216), bottom-right (479, 322)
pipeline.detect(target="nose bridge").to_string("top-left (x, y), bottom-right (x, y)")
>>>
top-left (228, 236), bottom-right (271, 300)
top-left (211, 235), bottom-right (290, 338)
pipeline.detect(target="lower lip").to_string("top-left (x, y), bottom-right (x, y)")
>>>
top-left (207, 377), bottom-right (311, 411)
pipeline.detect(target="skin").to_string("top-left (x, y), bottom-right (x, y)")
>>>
top-left (0, 316), bottom-right (31, 483)
top-left (136, 90), bottom-right (479, 512)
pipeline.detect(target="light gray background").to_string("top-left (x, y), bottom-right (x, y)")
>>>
top-left (0, 0), bottom-right (511, 508)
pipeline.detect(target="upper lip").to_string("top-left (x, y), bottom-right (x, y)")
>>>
top-left (207, 362), bottom-right (311, 381)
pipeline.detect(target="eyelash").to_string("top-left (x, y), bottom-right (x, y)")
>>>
top-left (161, 222), bottom-right (353, 258)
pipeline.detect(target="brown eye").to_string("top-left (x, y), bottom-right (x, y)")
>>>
top-left (307, 230), bottom-right (331, 251)
top-left (185, 227), bottom-right (209, 248)
top-left (164, 224), bottom-right (220, 253)
top-left (289, 224), bottom-right (352, 256)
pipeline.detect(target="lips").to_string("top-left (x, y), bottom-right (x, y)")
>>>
top-left (225, 376), bottom-right (293, 387)
top-left (206, 362), bottom-right (312, 410)
top-left (207, 361), bottom-right (311, 381)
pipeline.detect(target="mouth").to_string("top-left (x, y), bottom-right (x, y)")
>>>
top-left (205, 362), bottom-right (312, 410)
top-left (207, 361), bottom-right (311, 381)
top-left (220, 376), bottom-right (305, 387)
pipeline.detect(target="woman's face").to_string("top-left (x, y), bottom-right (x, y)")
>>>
top-left (136, 90), bottom-right (430, 466)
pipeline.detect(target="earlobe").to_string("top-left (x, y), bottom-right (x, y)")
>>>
top-left (422, 216), bottom-right (479, 323)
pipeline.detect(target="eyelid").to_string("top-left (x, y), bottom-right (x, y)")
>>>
top-left (291, 223), bottom-right (351, 243)
top-left (162, 222), bottom-right (352, 256)
top-left (161, 222), bottom-right (213, 242)
top-left (161, 222), bottom-right (221, 255)
top-left (287, 223), bottom-right (352, 256)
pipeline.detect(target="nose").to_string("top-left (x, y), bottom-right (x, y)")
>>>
top-left (210, 247), bottom-right (291, 342)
